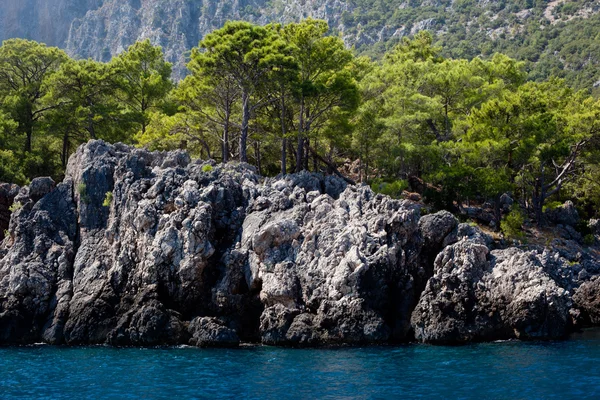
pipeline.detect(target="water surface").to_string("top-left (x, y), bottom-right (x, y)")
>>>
top-left (2, 330), bottom-right (600, 399)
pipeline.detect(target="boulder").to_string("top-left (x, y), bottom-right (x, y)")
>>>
top-left (29, 177), bottom-right (55, 202)
top-left (411, 243), bottom-right (571, 343)
top-left (546, 201), bottom-right (579, 226)
top-left (188, 317), bottom-right (239, 347)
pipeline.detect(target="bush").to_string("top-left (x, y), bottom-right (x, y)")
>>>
top-left (584, 234), bottom-right (596, 246)
top-left (202, 165), bottom-right (214, 173)
top-left (542, 201), bottom-right (563, 213)
top-left (8, 201), bottom-right (22, 213)
top-left (370, 179), bottom-right (408, 198)
top-left (103, 191), bottom-right (113, 207)
top-left (0, 150), bottom-right (27, 185)
top-left (77, 183), bottom-right (90, 204)
top-left (501, 208), bottom-right (525, 240)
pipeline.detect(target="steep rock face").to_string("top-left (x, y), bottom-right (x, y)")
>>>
top-left (411, 244), bottom-right (572, 344)
top-left (0, 141), bottom-right (425, 346)
top-left (0, 179), bottom-right (77, 343)
top-left (244, 180), bottom-right (423, 345)
top-left (1, 141), bottom-right (598, 347)
top-left (0, 0), bottom-right (357, 79)
top-left (65, 0), bottom-right (353, 78)
top-left (0, 0), bottom-right (101, 48)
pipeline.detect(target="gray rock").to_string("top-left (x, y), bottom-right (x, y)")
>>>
top-left (29, 177), bottom-right (56, 202)
top-left (573, 277), bottom-right (600, 326)
top-left (411, 243), bottom-right (571, 343)
top-left (419, 210), bottom-right (458, 250)
top-left (589, 219), bottom-right (600, 235)
top-left (499, 193), bottom-right (514, 212)
top-left (1, 140), bottom-right (599, 347)
top-left (546, 201), bottom-right (579, 226)
top-left (188, 317), bottom-right (239, 347)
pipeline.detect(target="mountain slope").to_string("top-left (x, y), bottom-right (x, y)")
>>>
top-left (0, 0), bottom-right (598, 87)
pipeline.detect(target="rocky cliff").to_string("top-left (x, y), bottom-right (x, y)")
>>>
top-left (0, 0), bottom-right (353, 79)
top-left (1, 140), bottom-right (599, 347)
top-left (1, 0), bottom-right (599, 84)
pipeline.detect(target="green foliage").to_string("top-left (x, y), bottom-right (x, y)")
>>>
top-left (77, 183), bottom-right (90, 204)
top-left (202, 165), bottom-right (214, 173)
top-left (584, 234), bottom-right (596, 246)
top-left (0, 149), bottom-right (27, 185)
top-left (8, 201), bottom-right (22, 213)
top-left (370, 179), bottom-right (408, 198)
top-left (543, 201), bottom-right (563, 213)
top-left (112, 39), bottom-right (173, 135)
top-left (1, 19), bottom-right (600, 233)
top-left (501, 208), bottom-right (526, 240)
top-left (103, 191), bottom-right (113, 207)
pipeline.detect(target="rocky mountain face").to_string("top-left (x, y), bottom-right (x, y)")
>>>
top-left (0, 0), bottom-right (352, 79)
top-left (1, 140), bottom-right (599, 347)
top-left (1, 0), bottom-right (599, 83)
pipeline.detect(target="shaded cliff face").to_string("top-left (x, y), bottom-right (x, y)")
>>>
top-left (0, 0), bottom-right (101, 47)
top-left (1, 141), bottom-right (599, 347)
top-left (65, 0), bottom-right (352, 78)
top-left (0, 0), bottom-right (353, 79)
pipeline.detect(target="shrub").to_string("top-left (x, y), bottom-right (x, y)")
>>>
top-left (542, 201), bottom-right (563, 213)
top-left (370, 179), bottom-right (408, 198)
top-left (8, 201), bottom-right (22, 213)
top-left (501, 208), bottom-right (525, 240)
top-left (202, 164), bottom-right (213, 173)
top-left (103, 191), bottom-right (113, 207)
top-left (77, 183), bottom-right (90, 204)
top-left (584, 234), bottom-right (596, 246)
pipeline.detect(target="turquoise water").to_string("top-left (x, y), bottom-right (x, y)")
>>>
top-left (2, 331), bottom-right (600, 399)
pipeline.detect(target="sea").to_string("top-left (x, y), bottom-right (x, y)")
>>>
top-left (2, 329), bottom-right (600, 399)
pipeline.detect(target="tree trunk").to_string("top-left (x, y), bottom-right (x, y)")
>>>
top-left (281, 137), bottom-right (287, 175)
top-left (87, 99), bottom-right (96, 139)
top-left (24, 107), bottom-right (33, 153)
top-left (239, 91), bottom-right (250, 163)
top-left (312, 139), bottom-right (318, 172)
top-left (304, 138), bottom-right (310, 171)
top-left (536, 165), bottom-right (546, 227)
top-left (288, 140), bottom-right (296, 169)
top-left (280, 94), bottom-right (287, 175)
top-left (222, 108), bottom-right (230, 163)
top-left (493, 194), bottom-right (502, 232)
top-left (254, 141), bottom-right (262, 176)
top-left (296, 98), bottom-right (305, 172)
top-left (307, 144), bottom-right (356, 185)
top-left (61, 131), bottom-right (70, 168)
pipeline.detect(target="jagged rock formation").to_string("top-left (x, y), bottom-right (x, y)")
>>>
top-left (412, 244), bottom-right (572, 343)
top-left (1, 141), bottom-right (599, 347)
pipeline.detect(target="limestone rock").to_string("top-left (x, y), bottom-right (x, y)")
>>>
top-left (188, 317), bottom-right (239, 347)
top-left (411, 243), bottom-right (572, 344)
top-left (0, 140), bottom-right (598, 347)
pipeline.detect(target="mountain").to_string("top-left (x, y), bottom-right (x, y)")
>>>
top-left (0, 0), bottom-right (599, 86)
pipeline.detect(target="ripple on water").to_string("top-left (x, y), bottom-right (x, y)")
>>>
top-left (1, 332), bottom-right (600, 399)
